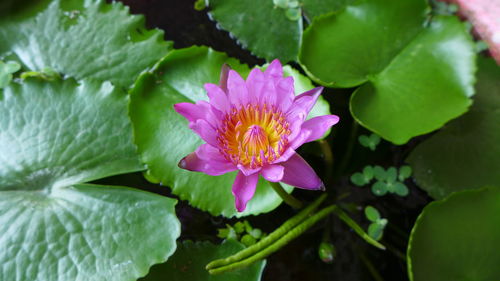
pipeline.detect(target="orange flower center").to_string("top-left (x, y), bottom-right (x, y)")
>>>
top-left (217, 104), bottom-right (291, 168)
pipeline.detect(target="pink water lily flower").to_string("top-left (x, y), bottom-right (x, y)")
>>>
top-left (174, 60), bottom-right (339, 212)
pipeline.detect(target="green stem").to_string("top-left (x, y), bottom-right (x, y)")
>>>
top-left (209, 204), bottom-right (338, 274)
top-left (356, 246), bottom-right (385, 281)
top-left (332, 207), bottom-right (386, 250)
top-left (269, 181), bottom-right (303, 209)
top-left (382, 240), bottom-right (407, 262)
top-left (206, 194), bottom-right (327, 270)
top-left (319, 139), bottom-right (334, 185)
top-left (336, 119), bottom-right (359, 177)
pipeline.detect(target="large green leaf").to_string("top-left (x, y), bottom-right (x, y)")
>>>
top-left (0, 0), bottom-right (171, 88)
top-left (299, 0), bottom-right (476, 144)
top-left (140, 240), bottom-right (266, 281)
top-left (302, 0), bottom-right (356, 21)
top-left (130, 46), bottom-right (331, 217)
top-left (407, 187), bottom-right (500, 281)
top-left (407, 57), bottom-right (500, 199)
top-left (0, 78), bottom-right (180, 280)
top-left (207, 0), bottom-right (302, 62)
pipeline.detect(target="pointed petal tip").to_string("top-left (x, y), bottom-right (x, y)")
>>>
top-left (232, 172), bottom-right (259, 212)
top-left (219, 64), bottom-right (231, 91)
top-left (265, 59), bottom-right (283, 77)
top-left (178, 157), bottom-right (187, 169)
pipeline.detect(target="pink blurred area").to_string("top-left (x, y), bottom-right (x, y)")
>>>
top-left (441, 0), bottom-right (500, 64)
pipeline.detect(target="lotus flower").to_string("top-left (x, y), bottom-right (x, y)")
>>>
top-left (174, 60), bottom-right (339, 212)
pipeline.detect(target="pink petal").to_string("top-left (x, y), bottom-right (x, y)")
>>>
top-left (261, 78), bottom-right (277, 107)
top-left (261, 164), bottom-right (285, 182)
top-left (227, 70), bottom-right (249, 107)
top-left (178, 150), bottom-right (236, 176)
top-left (289, 129), bottom-right (312, 150)
top-left (292, 86), bottom-right (324, 115)
top-left (275, 76), bottom-right (294, 111)
top-left (286, 87), bottom-right (325, 140)
top-left (189, 119), bottom-right (219, 147)
top-left (246, 68), bottom-right (266, 103)
top-left (300, 115), bottom-right (340, 143)
top-left (232, 171), bottom-right (259, 212)
top-left (195, 143), bottom-right (227, 162)
top-left (264, 59), bottom-right (283, 78)
top-left (280, 153), bottom-right (324, 190)
top-left (219, 63), bottom-right (231, 93)
top-left (237, 164), bottom-right (262, 176)
top-left (204, 83), bottom-right (230, 112)
top-left (173, 101), bottom-right (219, 127)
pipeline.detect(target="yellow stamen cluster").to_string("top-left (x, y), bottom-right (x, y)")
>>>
top-left (217, 103), bottom-right (291, 168)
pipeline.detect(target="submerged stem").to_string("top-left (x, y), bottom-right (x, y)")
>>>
top-left (319, 139), bottom-right (334, 185)
top-left (269, 181), bottom-right (303, 209)
top-left (336, 119), bottom-right (359, 177)
top-left (206, 194), bottom-right (327, 270)
top-left (332, 207), bottom-right (386, 250)
top-left (209, 204), bottom-right (338, 275)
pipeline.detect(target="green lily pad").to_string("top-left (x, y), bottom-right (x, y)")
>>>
top-left (207, 0), bottom-right (355, 62)
top-left (302, 0), bottom-right (356, 20)
top-left (407, 187), bottom-right (500, 281)
top-left (0, 78), bottom-right (180, 280)
top-left (0, 0), bottom-right (171, 88)
top-left (207, 0), bottom-right (302, 62)
top-left (130, 46), bottom-right (331, 217)
top-left (139, 240), bottom-right (266, 281)
top-left (407, 57), bottom-right (500, 199)
top-left (299, 0), bottom-right (476, 144)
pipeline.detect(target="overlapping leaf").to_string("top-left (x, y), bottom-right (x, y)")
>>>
top-left (407, 57), bottom-right (500, 199)
top-left (0, 78), bottom-right (180, 281)
top-left (0, 0), bottom-right (171, 88)
top-left (299, 0), bottom-right (476, 144)
top-left (140, 240), bottom-right (266, 281)
top-left (207, 0), bottom-right (302, 62)
top-left (407, 187), bottom-right (500, 281)
top-left (207, 0), bottom-right (355, 63)
top-left (129, 46), bottom-right (331, 217)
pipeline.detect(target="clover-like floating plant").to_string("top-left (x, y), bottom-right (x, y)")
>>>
top-left (174, 59), bottom-right (339, 211)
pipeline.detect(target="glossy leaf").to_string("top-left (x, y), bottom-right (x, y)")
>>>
top-left (208, 0), bottom-right (302, 62)
top-left (0, 78), bottom-right (180, 280)
top-left (302, 0), bottom-right (355, 20)
top-left (407, 57), bottom-right (500, 199)
top-left (408, 187), bottom-right (500, 281)
top-left (139, 240), bottom-right (266, 281)
top-left (130, 46), bottom-right (330, 217)
top-left (0, 0), bottom-right (171, 87)
top-left (299, 0), bottom-right (476, 144)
